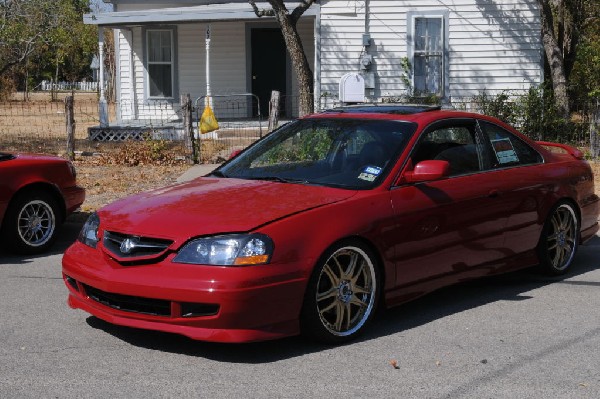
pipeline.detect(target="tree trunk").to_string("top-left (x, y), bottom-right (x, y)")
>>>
top-left (542, 27), bottom-right (570, 118)
top-left (538, 0), bottom-right (570, 118)
top-left (249, 0), bottom-right (315, 116)
top-left (270, 6), bottom-right (314, 116)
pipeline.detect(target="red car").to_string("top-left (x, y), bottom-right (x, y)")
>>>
top-left (0, 152), bottom-right (85, 254)
top-left (62, 106), bottom-right (599, 343)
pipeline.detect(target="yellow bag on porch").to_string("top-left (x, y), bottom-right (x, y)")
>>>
top-left (200, 101), bottom-right (219, 134)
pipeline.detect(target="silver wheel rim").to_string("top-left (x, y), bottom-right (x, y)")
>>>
top-left (316, 246), bottom-right (376, 337)
top-left (547, 204), bottom-right (578, 271)
top-left (17, 200), bottom-right (56, 247)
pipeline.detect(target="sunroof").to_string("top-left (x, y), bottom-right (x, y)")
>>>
top-left (323, 104), bottom-right (441, 115)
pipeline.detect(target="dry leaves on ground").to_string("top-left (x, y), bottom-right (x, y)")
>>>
top-left (75, 162), bottom-right (189, 212)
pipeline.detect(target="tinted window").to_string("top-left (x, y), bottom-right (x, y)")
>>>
top-left (411, 123), bottom-right (482, 176)
top-left (479, 121), bottom-right (542, 168)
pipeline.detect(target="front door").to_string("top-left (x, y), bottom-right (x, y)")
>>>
top-left (389, 119), bottom-right (512, 286)
top-left (251, 28), bottom-right (287, 118)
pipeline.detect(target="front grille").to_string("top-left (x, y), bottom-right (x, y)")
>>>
top-left (84, 284), bottom-right (171, 316)
top-left (103, 231), bottom-right (173, 259)
top-left (80, 283), bottom-right (220, 318)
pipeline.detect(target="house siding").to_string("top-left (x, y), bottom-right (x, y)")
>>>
top-left (319, 0), bottom-right (542, 106)
top-left (110, 0), bottom-right (541, 121)
top-left (115, 18), bottom-right (314, 122)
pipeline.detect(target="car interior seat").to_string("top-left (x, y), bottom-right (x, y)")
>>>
top-left (358, 141), bottom-right (388, 169)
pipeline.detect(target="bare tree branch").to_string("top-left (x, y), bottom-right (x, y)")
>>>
top-left (290, 0), bottom-right (316, 24)
top-left (248, 1), bottom-right (274, 17)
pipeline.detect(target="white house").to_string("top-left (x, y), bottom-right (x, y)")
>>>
top-left (86, 0), bottom-right (543, 128)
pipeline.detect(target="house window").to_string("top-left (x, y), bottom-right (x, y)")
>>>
top-left (146, 29), bottom-right (174, 98)
top-left (408, 11), bottom-right (448, 97)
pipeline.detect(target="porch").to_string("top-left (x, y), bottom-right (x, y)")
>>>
top-left (85, 2), bottom-right (318, 135)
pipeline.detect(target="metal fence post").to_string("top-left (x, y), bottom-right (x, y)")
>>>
top-left (65, 96), bottom-right (75, 160)
top-left (181, 94), bottom-right (198, 164)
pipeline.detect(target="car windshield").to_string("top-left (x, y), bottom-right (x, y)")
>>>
top-left (217, 118), bottom-right (417, 189)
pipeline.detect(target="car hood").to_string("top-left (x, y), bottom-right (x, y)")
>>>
top-left (98, 177), bottom-right (356, 242)
top-left (1, 152), bottom-right (64, 163)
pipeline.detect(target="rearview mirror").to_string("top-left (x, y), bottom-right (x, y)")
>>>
top-left (403, 160), bottom-right (450, 183)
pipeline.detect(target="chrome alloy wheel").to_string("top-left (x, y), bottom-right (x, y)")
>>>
top-left (17, 200), bottom-right (56, 247)
top-left (546, 203), bottom-right (578, 272)
top-left (315, 246), bottom-right (377, 337)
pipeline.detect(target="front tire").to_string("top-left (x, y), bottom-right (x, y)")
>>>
top-left (1, 190), bottom-right (60, 254)
top-left (537, 201), bottom-right (579, 275)
top-left (300, 240), bottom-right (380, 343)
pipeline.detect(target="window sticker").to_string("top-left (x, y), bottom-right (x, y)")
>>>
top-left (357, 166), bottom-right (382, 182)
top-left (363, 166), bottom-right (382, 175)
top-left (491, 138), bottom-right (519, 164)
top-left (358, 172), bottom-right (377, 182)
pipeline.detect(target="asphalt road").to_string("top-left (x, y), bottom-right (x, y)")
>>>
top-left (1, 216), bottom-right (599, 398)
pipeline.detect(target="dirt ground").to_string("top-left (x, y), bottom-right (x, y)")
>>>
top-left (75, 160), bottom-right (600, 213)
top-left (75, 162), bottom-right (189, 212)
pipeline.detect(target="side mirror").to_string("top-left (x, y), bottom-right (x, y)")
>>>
top-left (229, 149), bottom-right (242, 159)
top-left (403, 160), bottom-right (450, 183)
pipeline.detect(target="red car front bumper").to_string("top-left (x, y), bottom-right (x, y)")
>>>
top-left (62, 242), bottom-right (309, 343)
top-left (62, 185), bottom-right (86, 214)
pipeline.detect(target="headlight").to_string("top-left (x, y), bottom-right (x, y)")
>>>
top-left (173, 234), bottom-right (274, 266)
top-left (78, 212), bottom-right (100, 248)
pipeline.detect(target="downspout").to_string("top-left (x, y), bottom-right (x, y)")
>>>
top-left (98, 28), bottom-right (109, 127)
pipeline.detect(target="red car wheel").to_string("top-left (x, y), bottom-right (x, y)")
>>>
top-left (538, 201), bottom-right (580, 275)
top-left (2, 190), bottom-right (60, 254)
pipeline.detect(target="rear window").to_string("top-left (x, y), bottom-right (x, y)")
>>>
top-left (479, 121), bottom-right (543, 168)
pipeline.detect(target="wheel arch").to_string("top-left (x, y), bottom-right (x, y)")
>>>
top-left (306, 234), bottom-right (388, 307)
top-left (8, 183), bottom-right (66, 222)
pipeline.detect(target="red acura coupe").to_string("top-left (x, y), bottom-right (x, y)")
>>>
top-left (62, 106), bottom-right (599, 343)
top-left (1, 152), bottom-right (85, 254)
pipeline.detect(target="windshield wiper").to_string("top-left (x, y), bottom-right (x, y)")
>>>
top-left (208, 170), bottom-right (228, 178)
top-left (246, 176), bottom-right (310, 184)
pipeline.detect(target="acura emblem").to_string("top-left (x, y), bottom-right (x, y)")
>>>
top-left (120, 238), bottom-right (137, 254)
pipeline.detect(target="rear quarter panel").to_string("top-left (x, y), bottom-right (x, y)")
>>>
top-left (0, 157), bottom-right (77, 224)
top-left (539, 153), bottom-right (599, 242)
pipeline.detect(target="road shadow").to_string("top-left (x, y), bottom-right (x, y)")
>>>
top-left (0, 212), bottom-right (89, 265)
top-left (85, 235), bottom-right (600, 363)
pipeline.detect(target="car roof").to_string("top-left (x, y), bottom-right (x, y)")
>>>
top-left (322, 104), bottom-right (442, 115)
top-left (308, 104), bottom-right (493, 125)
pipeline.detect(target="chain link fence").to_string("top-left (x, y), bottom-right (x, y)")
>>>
top-left (0, 92), bottom-right (598, 161)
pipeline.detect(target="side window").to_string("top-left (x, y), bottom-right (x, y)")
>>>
top-left (411, 124), bottom-right (481, 176)
top-left (479, 121), bottom-right (543, 168)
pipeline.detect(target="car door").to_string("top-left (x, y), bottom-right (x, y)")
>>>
top-left (389, 119), bottom-right (514, 286)
top-left (476, 119), bottom-right (546, 255)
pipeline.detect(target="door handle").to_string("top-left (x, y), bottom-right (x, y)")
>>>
top-left (488, 189), bottom-right (500, 198)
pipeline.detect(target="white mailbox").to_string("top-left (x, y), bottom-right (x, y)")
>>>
top-left (339, 73), bottom-right (365, 103)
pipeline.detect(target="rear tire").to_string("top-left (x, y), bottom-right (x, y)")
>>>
top-left (1, 190), bottom-right (60, 255)
top-left (300, 240), bottom-right (380, 343)
top-left (537, 201), bottom-right (579, 275)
